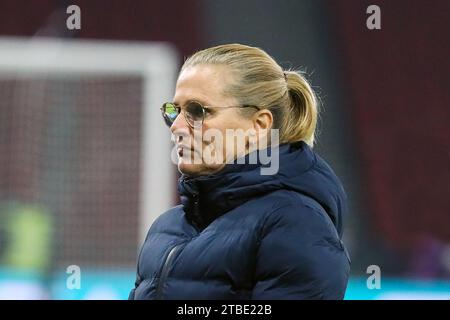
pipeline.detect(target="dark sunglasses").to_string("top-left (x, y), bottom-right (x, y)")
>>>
top-left (160, 101), bottom-right (260, 128)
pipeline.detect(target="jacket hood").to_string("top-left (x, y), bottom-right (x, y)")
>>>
top-left (178, 141), bottom-right (347, 235)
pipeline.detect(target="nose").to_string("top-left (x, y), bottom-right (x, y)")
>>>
top-left (170, 112), bottom-right (191, 142)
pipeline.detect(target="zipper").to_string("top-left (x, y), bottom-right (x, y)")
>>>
top-left (191, 192), bottom-right (203, 229)
top-left (155, 243), bottom-right (185, 299)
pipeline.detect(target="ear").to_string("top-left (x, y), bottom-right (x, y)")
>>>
top-left (253, 109), bottom-right (273, 132)
top-left (250, 109), bottom-right (273, 149)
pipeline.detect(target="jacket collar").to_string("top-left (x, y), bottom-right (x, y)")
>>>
top-left (177, 142), bottom-right (309, 230)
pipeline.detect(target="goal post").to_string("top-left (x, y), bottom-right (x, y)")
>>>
top-left (0, 37), bottom-right (179, 270)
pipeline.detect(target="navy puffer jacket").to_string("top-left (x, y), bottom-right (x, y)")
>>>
top-left (129, 141), bottom-right (350, 300)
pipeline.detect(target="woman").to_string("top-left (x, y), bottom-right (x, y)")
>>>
top-left (129, 44), bottom-right (350, 300)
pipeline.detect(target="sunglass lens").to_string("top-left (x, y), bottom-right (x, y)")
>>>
top-left (162, 103), bottom-right (178, 126)
top-left (185, 102), bottom-right (204, 127)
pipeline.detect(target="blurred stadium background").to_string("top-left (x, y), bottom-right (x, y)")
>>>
top-left (0, 0), bottom-right (448, 299)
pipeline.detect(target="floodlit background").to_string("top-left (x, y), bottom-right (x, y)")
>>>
top-left (0, 0), bottom-right (448, 299)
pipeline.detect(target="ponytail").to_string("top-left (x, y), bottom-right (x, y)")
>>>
top-left (281, 71), bottom-right (318, 146)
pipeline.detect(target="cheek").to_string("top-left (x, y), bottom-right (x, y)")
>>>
top-left (210, 128), bottom-right (250, 162)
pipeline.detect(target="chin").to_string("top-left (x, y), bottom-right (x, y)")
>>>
top-left (178, 160), bottom-right (224, 177)
top-left (178, 162), bottom-right (202, 177)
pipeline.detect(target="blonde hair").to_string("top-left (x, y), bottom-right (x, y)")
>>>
top-left (181, 43), bottom-right (318, 146)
